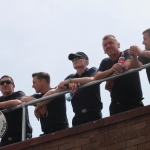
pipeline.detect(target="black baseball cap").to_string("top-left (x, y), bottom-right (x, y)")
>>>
top-left (68, 52), bottom-right (89, 60)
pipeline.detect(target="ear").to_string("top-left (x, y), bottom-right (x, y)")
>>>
top-left (13, 84), bottom-right (15, 88)
top-left (86, 60), bottom-right (89, 65)
top-left (118, 42), bottom-right (120, 48)
top-left (42, 79), bottom-right (45, 85)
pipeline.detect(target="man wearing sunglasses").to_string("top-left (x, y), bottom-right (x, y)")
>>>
top-left (0, 75), bottom-right (32, 147)
top-left (58, 52), bottom-right (103, 126)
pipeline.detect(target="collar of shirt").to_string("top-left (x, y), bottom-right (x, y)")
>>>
top-left (75, 68), bottom-right (89, 78)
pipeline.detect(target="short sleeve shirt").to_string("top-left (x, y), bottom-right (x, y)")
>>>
top-left (65, 67), bottom-right (103, 112)
top-left (0, 91), bottom-right (32, 138)
top-left (98, 50), bottom-right (143, 102)
top-left (138, 55), bottom-right (150, 83)
top-left (32, 92), bottom-right (68, 132)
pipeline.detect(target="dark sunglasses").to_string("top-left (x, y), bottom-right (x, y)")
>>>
top-left (0, 80), bottom-right (13, 85)
top-left (72, 56), bottom-right (85, 62)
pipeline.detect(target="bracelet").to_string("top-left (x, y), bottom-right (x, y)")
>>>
top-left (69, 78), bottom-right (72, 83)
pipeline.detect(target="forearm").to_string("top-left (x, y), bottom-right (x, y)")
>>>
top-left (94, 70), bottom-right (113, 80)
top-left (131, 56), bottom-right (142, 68)
top-left (69, 77), bottom-right (94, 84)
top-left (0, 100), bottom-right (22, 109)
top-left (38, 89), bottom-right (58, 106)
top-left (140, 50), bottom-right (150, 58)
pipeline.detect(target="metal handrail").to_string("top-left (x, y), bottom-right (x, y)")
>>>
top-left (2, 63), bottom-right (150, 141)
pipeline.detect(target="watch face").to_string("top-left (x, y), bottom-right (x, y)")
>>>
top-left (0, 111), bottom-right (7, 138)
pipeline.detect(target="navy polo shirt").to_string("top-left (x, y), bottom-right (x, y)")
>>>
top-left (0, 91), bottom-right (32, 138)
top-left (98, 50), bottom-right (143, 103)
top-left (32, 93), bottom-right (68, 133)
top-left (65, 67), bottom-right (103, 113)
top-left (138, 55), bottom-right (150, 84)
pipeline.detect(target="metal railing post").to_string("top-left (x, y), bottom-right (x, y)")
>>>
top-left (21, 102), bottom-right (26, 141)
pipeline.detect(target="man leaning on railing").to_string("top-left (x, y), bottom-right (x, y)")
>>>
top-left (59, 34), bottom-right (144, 116)
top-left (21, 72), bottom-right (69, 136)
top-left (34, 52), bottom-right (103, 127)
top-left (129, 28), bottom-right (150, 84)
top-left (0, 75), bottom-right (32, 147)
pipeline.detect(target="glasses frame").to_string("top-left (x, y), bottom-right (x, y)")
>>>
top-left (72, 56), bottom-right (85, 62)
top-left (0, 80), bottom-right (14, 85)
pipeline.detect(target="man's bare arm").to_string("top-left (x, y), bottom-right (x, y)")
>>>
top-left (94, 63), bottom-right (123, 80)
top-left (21, 96), bottom-right (36, 103)
top-left (0, 100), bottom-right (22, 109)
top-left (36, 89), bottom-right (57, 107)
top-left (128, 46), bottom-right (143, 68)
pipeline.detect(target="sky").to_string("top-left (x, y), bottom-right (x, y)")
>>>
top-left (0, 0), bottom-right (150, 138)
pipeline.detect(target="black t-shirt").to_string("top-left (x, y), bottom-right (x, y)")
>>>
top-left (32, 92), bottom-right (68, 133)
top-left (65, 67), bottom-right (103, 113)
top-left (0, 91), bottom-right (32, 138)
top-left (138, 55), bottom-right (150, 84)
top-left (98, 50), bottom-right (143, 102)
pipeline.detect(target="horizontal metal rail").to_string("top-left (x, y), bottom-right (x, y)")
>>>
top-left (3, 62), bottom-right (150, 113)
top-left (1, 63), bottom-right (150, 140)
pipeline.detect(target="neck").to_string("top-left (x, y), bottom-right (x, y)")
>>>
top-left (3, 91), bottom-right (14, 97)
top-left (76, 67), bottom-right (87, 76)
top-left (110, 51), bottom-right (120, 61)
top-left (41, 85), bottom-right (51, 94)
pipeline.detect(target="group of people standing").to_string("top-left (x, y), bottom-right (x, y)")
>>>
top-left (0, 28), bottom-right (150, 147)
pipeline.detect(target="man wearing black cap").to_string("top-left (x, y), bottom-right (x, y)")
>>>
top-left (58, 52), bottom-right (103, 126)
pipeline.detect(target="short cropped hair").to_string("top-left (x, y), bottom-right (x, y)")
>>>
top-left (32, 72), bottom-right (50, 84)
top-left (102, 34), bottom-right (118, 41)
top-left (0, 75), bottom-right (14, 83)
top-left (143, 28), bottom-right (150, 36)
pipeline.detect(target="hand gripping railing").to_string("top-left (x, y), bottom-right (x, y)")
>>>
top-left (2, 63), bottom-right (150, 141)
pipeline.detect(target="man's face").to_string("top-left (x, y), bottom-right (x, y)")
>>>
top-left (143, 32), bottom-right (150, 50)
top-left (72, 56), bottom-right (89, 69)
top-left (0, 77), bottom-right (15, 96)
top-left (102, 37), bottom-right (120, 56)
top-left (32, 76), bottom-right (44, 93)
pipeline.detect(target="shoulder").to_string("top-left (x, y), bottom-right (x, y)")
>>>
top-left (0, 96), bottom-right (3, 102)
top-left (47, 88), bottom-right (56, 94)
top-left (123, 49), bottom-right (131, 59)
top-left (102, 57), bottom-right (110, 62)
top-left (100, 57), bottom-right (111, 65)
top-left (65, 73), bottom-right (76, 80)
top-left (10, 91), bottom-right (25, 100)
top-left (88, 67), bottom-right (98, 73)
top-left (14, 91), bottom-right (25, 96)
top-left (31, 93), bottom-right (41, 98)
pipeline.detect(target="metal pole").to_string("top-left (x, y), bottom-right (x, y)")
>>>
top-left (1, 63), bottom-right (150, 141)
top-left (21, 102), bottom-right (26, 141)
top-left (2, 63), bottom-right (150, 113)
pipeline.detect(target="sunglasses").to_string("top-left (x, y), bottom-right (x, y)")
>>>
top-left (72, 56), bottom-right (85, 62)
top-left (0, 80), bottom-right (13, 85)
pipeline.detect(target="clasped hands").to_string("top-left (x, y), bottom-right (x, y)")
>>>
top-left (58, 80), bottom-right (80, 94)
top-left (128, 45), bottom-right (143, 57)
top-left (34, 104), bottom-right (48, 120)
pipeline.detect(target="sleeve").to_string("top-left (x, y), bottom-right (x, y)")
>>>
top-left (31, 94), bottom-right (39, 99)
top-left (124, 49), bottom-right (131, 60)
top-left (64, 74), bottom-right (75, 80)
top-left (15, 91), bottom-right (25, 100)
top-left (98, 59), bottom-right (107, 71)
top-left (138, 56), bottom-right (145, 64)
top-left (88, 67), bottom-right (98, 77)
